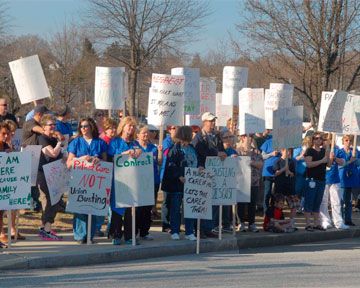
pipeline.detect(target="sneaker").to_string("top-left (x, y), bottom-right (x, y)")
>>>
top-left (354, 207), bottom-right (360, 212)
top-left (335, 223), bottom-right (349, 230)
top-left (345, 221), bottom-right (356, 226)
top-left (204, 231), bottom-right (218, 238)
top-left (125, 239), bottom-right (140, 245)
top-left (222, 227), bottom-right (233, 233)
top-left (248, 224), bottom-right (259, 233)
top-left (171, 233), bottom-right (180, 240)
top-left (141, 234), bottom-right (154, 240)
top-left (185, 234), bottom-right (197, 241)
top-left (38, 228), bottom-right (62, 241)
top-left (212, 226), bottom-right (219, 233)
top-left (239, 222), bottom-right (246, 232)
top-left (112, 238), bottom-right (121, 245)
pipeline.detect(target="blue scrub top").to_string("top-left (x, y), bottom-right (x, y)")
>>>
top-left (56, 120), bottom-right (73, 137)
top-left (260, 138), bottom-right (280, 177)
top-left (67, 137), bottom-right (107, 158)
top-left (325, 147), bottom-right (342, 185)
top-left (338, 148), bottom-right (360, 188)
top-left (134, 141), bottom-right (160, 185)
top-left (160, 134), bottom-right (174, 181)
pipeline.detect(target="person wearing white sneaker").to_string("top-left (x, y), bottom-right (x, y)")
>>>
top-left (239, 222), bottom-right (247, 232)
top-left (248, 223), bottom-right (259, 233)
top-left (171, 233), bottom-right (180, 240)
top-left (336, 223), bottom-right (349, 230)
top-left (185, 234), bottom-right (197, 241)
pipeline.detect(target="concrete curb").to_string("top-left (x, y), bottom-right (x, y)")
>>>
top-left (1, 227), bottom-right (359, 270)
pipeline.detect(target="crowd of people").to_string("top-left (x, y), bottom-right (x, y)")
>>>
top-left (0, 97), bottom-right (359, 248)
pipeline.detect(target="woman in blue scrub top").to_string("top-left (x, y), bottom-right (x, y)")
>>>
top-left (67, 117), bottom-right (107, 244)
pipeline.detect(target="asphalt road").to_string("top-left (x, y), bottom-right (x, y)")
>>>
top-left (1, 238), bottom-right (360, 288)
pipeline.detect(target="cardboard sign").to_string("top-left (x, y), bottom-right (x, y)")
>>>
top-left (171, 67), bottom-right (200, 115)
top-left (238, 88), bottom-right (265, 134)
top-left (9, 55), bottom-right (51, 104)
top-left (185, 77), bottom-right (216, 126)
top-left (0, 152), bottom-right (31, 210)
top-left (66, 159), bottom-right (113, 216)
top-left (222, 66), bottom-right (248, 106)
top-left (22, 145), bottom-right (42, 186)
top-left (216, 93), bottom-right (233, 127)
top-left (147, 74), bottom-right (185, 127)
top-left (11, 129), bottom-right (23, 151)
top-left (236, 156), bottom-right (251, 203)
top-left (318, 91), bottom-right (347, 133)
top-left (114, 152), bottom-right (154, 207)
top-left (264, 88), bottom-right (293, 129)
top-left (94, 66), bottom-right (125, 110)
top-left (184, 167), bottom-right (213, 220)
top-left (269, 83), bottom-right (294, 93)
top-left (272, 106), bottom-right (303, 149)
top-left (43, 159), bottom-right (70, 206)
top-left (205, 157), bottom-right (239, 205)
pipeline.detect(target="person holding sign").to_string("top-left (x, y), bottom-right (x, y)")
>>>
top-left (108, 116), bottom-right (141, 245)
top-left (67, 117), bottom-right (107, 244)
top-left (134, 124), bottom-right (160, 240)
top-left (339, 135), bottom-right (360, 226)
top-left (37, 115), bottom-right (65, 241)
top-left (162, 126), bottom-right (198, 241)
top-left (303, 132), bottom-right (329, 231)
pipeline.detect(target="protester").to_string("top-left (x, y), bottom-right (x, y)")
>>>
top-left (0, 97), bottom-right (18, 126)
top-left (303, 132), bottom-right (328, 231)
top-left (55, 105), bottom-right (73, 139)
top-left (162, 126), bottom-right (197, 241)
top-left (192, 112), bottom-right (226, 238)
top-left (237, 134), bottom-right (263, 232)
top-left (263, 193), bottom-right (295, 233)
top-left (93, 110), bottom-right (106, 135)
top-left (107, 116), bottom-right (141, 245)
top-left (134, 124), bottom-right (160, 240)
top-left (339, 135), bottom-right (360, 226)
top-left (67, 117), bottom-right (107, 244)
top-left (37, 115), bottom-right (65, 240)
top-left (25, 99), bottom-right (46, 121)
top-left (319, 134), bottom-right (348, 230)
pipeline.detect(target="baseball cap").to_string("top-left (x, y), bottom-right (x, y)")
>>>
top-left (201, 112), bottom-right (217, 122)
top-left (34, 105), bottom-right (49, 114)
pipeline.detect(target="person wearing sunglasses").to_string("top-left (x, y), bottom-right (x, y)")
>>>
top-left (37, 115), bottom-right (65, 241)
top-left (67, 117), bottom-right (107, 244)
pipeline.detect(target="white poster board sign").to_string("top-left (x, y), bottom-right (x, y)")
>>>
top-left (272, 106), bottom-right (303, 149)
top-left (22, 145), bottom-right (42, 186)
top-left (238, 88), bottom-right (265, 135)
top-left (9, 55), bottom-right (51, 104)
top-left (205, 157), bottom-right (239, 205)
top-left (171, 67), bottom-right (200, 115)
top-left (94, 66), bottom-right (125, 110)
top-left (269, 83), bottom-right (294, 94)
top-left (114, 152), bottom-right (154, 207)
top-left (342, 94), bottom-right (360, 135)
top-left (236, 156), bottom-right (251, 203)
top-left (0, 152), bottom-right (31, 210)
top-left (264, 88), bottom-right (293, 129)
top-left (318, 91), bottom-right (347, 133)
top-left (216, 93), bottom-right (233, 127)
top-left (147, 74), bottom-right (185, 127)
top-left (222, 66), bottom-right (248, 106)
top-left (185, 77), bottom-right (216, 126)
top-left (11, 129), bottom-right (23, 151)
top-left (66, 159), bottom-right (113, 216)
top-left (43, 159), bottom-right (70, 206)
top-left (184, 167), bottom-right (213, 220)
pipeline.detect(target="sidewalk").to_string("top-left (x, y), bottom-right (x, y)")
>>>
top-left (1, 213), bottom-right (359, 270)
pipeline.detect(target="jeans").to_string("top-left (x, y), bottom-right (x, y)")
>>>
top-left (304, 179), bottom-right (326, 213)
top-left (263, 177), bottom-right (275, 211)
top-left (168, 192), bottom-right (196, 235)
top-left (73, 213), bottom-right (96, 241)
top-left (212, 205), bottom-right (231, 229)
top-left (342, 187), bottom-right (353, 223)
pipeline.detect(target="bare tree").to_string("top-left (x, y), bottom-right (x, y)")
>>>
top-left (85, 0), bottom-right (210, 116)
top-left (236, 0), bottom-right (360, 123)
top-left (0, 2), bottom-right (9, 37)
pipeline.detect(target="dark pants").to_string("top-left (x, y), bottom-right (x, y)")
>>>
top-left (213, 205), bottom-right (231, 229)
top-left (31, 185), bottom-right (41, 212)
top-left (109, 208), bottom-right (132, 241)
top-left (136, 206), bottom-right (152, 237)
top-left (342, 187), bottom-right (353, 223)
top-left (237, 186), bottom-right (258, 225)
top-left (263, 177), bottom-right (275, 211)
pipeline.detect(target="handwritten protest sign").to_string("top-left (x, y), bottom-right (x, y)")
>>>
top-left (238, 88), bottom-right (265, 135)
top-left (273, 106), bottom-right (303, 149)
top-left (66, 159), bottom-right (113, 216)
top-left (94, 66), bottom-right (125, 110)
top-left (236, 156), bottom-right (251, 203)
top-left (318, 91), bottom-right (348, 133)
top-left (0, 152), bottom-right (31, 210)
top-left (22, 145), bottom-right (42, 186)
top-left (11, 129), bottom-right (22, 151)
top-left (269, 83), bottom-right (294, 94)
top-left (185, 77), bottom-right (216, 126)
top-left (342, 94), bottom-right (360, 135)
top-left (216, 93), bottom-right (233, 127)
top-left (171, 67), bottom-right (200, 115)
top-left (205, 157), bottom-right (239, 205)
top-left (184, 167), bottom-right (213, 220)
top-left (114, 152), bottom-right (154, 207)
top-left (9, 55), bottom-right (51, 104)
top-left (264, 88), bottom-right (293, 129)
top-left (147, 74), bottom-right (185, 127)
top-left (43, 159), bottom-right (70, 206)
top-left (222, 66), bottom-right (248, 106)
